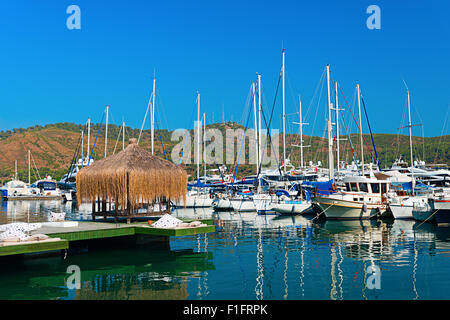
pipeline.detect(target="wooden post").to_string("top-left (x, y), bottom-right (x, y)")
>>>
top-left (92, 198), bottom-right (96, 222)
top-left (126, 172), bottom-right (130, 224)
top-left (114, 197), bottom-right (118, 223)
top-left (102, 199), bottom-right (107, 221)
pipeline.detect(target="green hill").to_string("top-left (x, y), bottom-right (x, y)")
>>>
top-left (0, 122), bottom-right (448, 185)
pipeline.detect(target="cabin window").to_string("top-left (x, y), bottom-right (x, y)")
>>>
top-left (381, 183), bottom-right (387, 194)
top-left (350, 183), bottom-right (358, 192)
top-left (359, 183), bottom-right (368, 193)
top-left (371, 183), bottom-right (380, 193)
top-left (37, 182), bottom-right (56, 191)
top-left (346, 183), bottom-right (351, 191)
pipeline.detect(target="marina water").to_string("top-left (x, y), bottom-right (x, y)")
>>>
top-left (1, 199), bottom-right (450, 300)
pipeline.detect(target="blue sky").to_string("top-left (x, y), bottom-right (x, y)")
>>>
top-left (0, 0), bottom-right (448, 137)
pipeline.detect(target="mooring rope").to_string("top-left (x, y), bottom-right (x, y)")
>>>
top-left (414, 208), bottom-right (440, 229)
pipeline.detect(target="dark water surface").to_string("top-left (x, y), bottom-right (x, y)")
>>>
top-left (1, 199), bottom-right (450, 300)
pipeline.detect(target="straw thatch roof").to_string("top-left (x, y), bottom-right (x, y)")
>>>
top-left (76, 139), bottom-right (187, 211)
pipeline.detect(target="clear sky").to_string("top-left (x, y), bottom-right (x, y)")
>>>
top-left (0, 0), bottom-right (448, 137)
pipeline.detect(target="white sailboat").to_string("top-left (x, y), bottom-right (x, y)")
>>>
top-left (388, 86), bottom-right (427, 219)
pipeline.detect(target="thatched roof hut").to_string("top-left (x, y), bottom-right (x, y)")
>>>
top-left (76, 139), bottom-right (187, 216)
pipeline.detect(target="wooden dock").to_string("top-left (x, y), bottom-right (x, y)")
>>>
top-left (0, 219), bottom-right (215, 258)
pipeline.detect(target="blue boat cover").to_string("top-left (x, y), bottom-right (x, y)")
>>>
top-left (275, 189), bottom-right (290, 197)
top-left (301, 179), bottom-right (336, 195)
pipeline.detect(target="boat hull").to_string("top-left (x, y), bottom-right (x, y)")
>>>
top-left (252, 195), bottom-right (276, 214)
top-left (412, 207), bottom-right (435, 222)
top-left (433, 200), bottom-right (450, 226)
top-left (314, 196), bottom-right (382, 220)
top-left (272, 202), bottom-right (312, 215)
top-left (230, 199), bottom-right (255, 212)
top-left (389, 204), bottom-right (413, 219)
top-left (174, 195), bottom-right (213, 208)
top-left (212, 199), bottom-right (234, 211)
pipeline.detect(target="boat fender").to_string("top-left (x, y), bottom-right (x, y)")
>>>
top-left (362, 203), bottom-right (367, 212)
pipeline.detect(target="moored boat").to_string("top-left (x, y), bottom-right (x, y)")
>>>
top-left (313, 176), bottom-right (390, 220)
top-left (412, 199), bottom-right (435, 222)
top-left (272, 200), bottom-right (312, 215)
top-left (432, 197), bottom-right (450, 226)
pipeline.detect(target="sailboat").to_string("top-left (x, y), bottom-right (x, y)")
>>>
top-left (270, 95), bottom-right (313, 215)
top-left (2, 153), bottom-right (63, 200)
top-left (387, 87), bottom-right (431, 219)
top-left (59, 118), bottom-right (95, 188)
top-left (0, 160), bottom-right (32, 199)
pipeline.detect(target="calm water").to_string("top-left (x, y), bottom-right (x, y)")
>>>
top-left (1, 199), bottom-right (450, 300)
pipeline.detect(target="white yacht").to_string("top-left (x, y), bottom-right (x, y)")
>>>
top-left (0, 180), bottom-right (33, 199)
top-left (30, 178), bottom-right (63, 199)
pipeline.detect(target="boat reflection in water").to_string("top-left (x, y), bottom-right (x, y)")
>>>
top-left (210, 210), bottom-right (450, 300)
top-left (0, 199), bottom-right (93, 224)
top-left (2, 200), bottom-right (450, 299)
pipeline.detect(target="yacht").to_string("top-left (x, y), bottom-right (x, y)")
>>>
top-left (0, 179), bottom-right (33, 199)
top-left (30, 178), bottom-right (63, 199)
top-left (313, 175), bottom-right (391, 219)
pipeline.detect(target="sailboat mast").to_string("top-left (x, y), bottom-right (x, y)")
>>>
top-left (407, 89), bottom-right (415, 192)
top-left (197, 92), bottom-right (200, 182)
top-left (15, 160), bottom-right (17, 181)
top-left (357, 84), bottom-right (364, 176)
top-left (299, 97), bottom-right (304, 168)
top-left (203, 112), bottom-right (207, 179)
top-left (122, 120), bottom-right (125, 150)
top-left (81, 130), bottom-right (84, 165)
top-left (326, 65), bottom-right (334, 179)
top-left (151, 77), bottom-right (156, 155)
top-left (335, 81), bottom-right (340, 173)
top-left (282, 49), bottom-right (286, 173)
top-left (252, 82), bottom-right (259, 172)
top-left (28, 150), bottom-right (30, 184)
top-left (87, 118), bottom-right (90, 164)
top-left (104, 105), bottom-right (109, 158)
top-left (258, 74), bottom-right (262, 171)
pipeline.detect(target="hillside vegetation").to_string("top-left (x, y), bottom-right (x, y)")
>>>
top-left (0, 122), bottom-right (448, 185)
